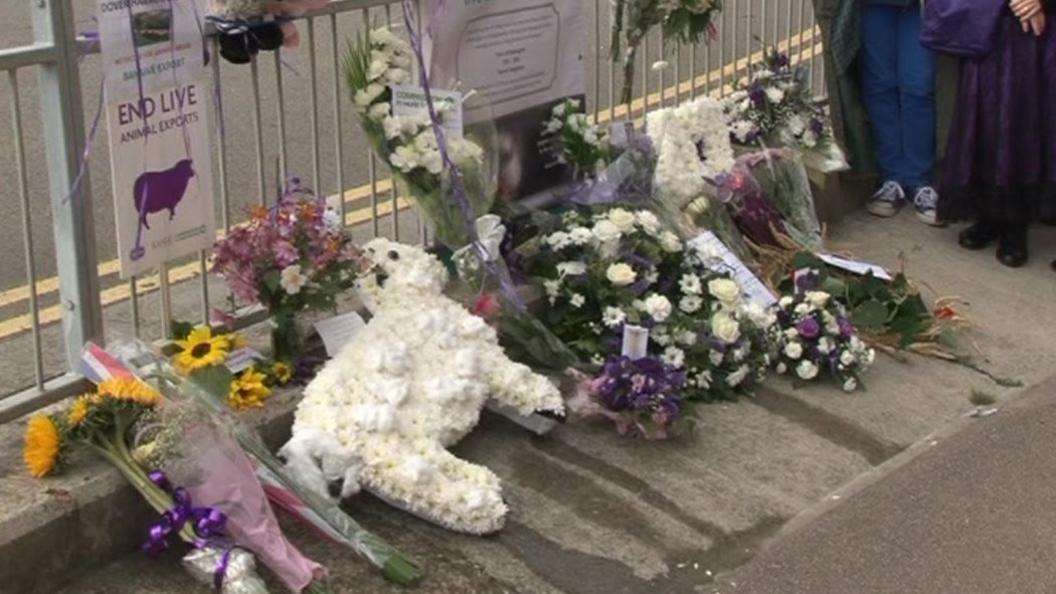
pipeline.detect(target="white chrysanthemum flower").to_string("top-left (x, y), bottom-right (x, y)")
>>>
top-left (546, 231), bottom-right (572, 250)
top-left (842, 377), bottom-right (858, 392)
top-left (680, 295), bottom-right (703, 314)
top-left (569, 294), bottom-right (586, 309)
top-left (817, 337), bottom-right (833, 355)
top-left (568, 227), bottom-right (593, 245)
top-left (766, 87), bottom-right (785, 104)
top-left (678, 330), bottom-right (698, 346)
top-left (806, 291), bottom-right (830, 308)
top-left (709, 349), bottom-right (725, 366)
top-left (557, 261), bottom-right (587, 277)
top-left (602, 307), bottom-right (626, 328)
top-left (680, 274), bottom-right (703, 295)
top-left (784, 341), bottom-right (803, 360)
top-left (779, 295), bottom-right (794, 308)
top-left (662, 346), bottom-right (685, 368)
top-left (726, 365), bottom-right (750, 387)
top-left (776, 362), bottom-right (787, 374)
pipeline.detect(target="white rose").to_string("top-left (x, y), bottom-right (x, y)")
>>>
top-left (635, 210), bottom-right (662, 235)
top-left (659, 231), bottom-right (683, 253)
top-left (779, 296), bottom-right (794, 308)
top-left (711, 312), bottom-right (741, 344)
top-left (766, 87), bottom-right (785, 103)
top-left (593, 220), bottom-right (622, 244)
top-left (678, 330), bottom-right (698, 346)
top-left (806, 291), bottom-right (831, 308)
top-left (842, 377), bottom-right (858, 392)
top-left (783, 341), bottom-right (803, 360)
top-left (839, 350), bottom-right (855, 366)
top-left (643, 294), bottom-right (673, 322)
top-left (776, 362), bottom-right (788, 374)
top-left (607, 208), bottom-right (637, 233)
top-left (796, 360), bottom-right (819, 380)
top-left (817, 337), bottom-right (833, 355)
top-left (606, 263), bottom-right (637, 287)
top-left (708, 278), bottom-right (742, 305)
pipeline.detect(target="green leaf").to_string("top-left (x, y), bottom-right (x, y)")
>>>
top-left (170, 319), bottom-right (196, 341)
top-left (851, 299), bottom-right (890, 328)
top-left (263, 270), bottom-right (281, 294)
top-left (190, 365), bottom-right (235, 400)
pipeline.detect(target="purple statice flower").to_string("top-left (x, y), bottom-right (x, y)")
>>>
top-left (809, 116), bottom-right (826, 137)
top-left (796, 317), bottom-right (821, 339)
top-left (837, 317), bottom-right (855, 339)
top-left (748, 83), bottom-right (767, 107)
top-left (794, 269), bottom-right (820, 293)
top-left (586, 356), bottom-right (686, 439)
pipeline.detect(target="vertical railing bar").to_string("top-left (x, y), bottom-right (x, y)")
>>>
top-left (761, 0), bottom-right (768, 50)
top-left (331, 14), bottom-right (347, 222)
top-left (308, 18), bottom-right (322, 192)
top-left (159, 263), bottom-right (173, 339)
top-left (787, 0), bottom-right (795, 56)
top-left (744, 0), bottom-right (753, 70)
top-left (211, 38), bottom-right (231, 231)
top-left (198, 251), bottom-right (209, 325)
top-left (702, 33), bottom-right (711, 96)
top-left (673, 41), bottom-right (681, 105)
top-left (250, 55), bottom-right (267, 203)
top-left (593, 0), bottom-right (602, 122)
top-left (8, 68), bottom-right (45, 388)
top-left (608, 5), bottom-right (616, 122)
top-left (274, 49), bottom-right (288, 181)
top-left (658, 35), bottom-right (665, 108)
top-left (721, 1), bottom-right (731, 95)
top-left (798, 0), bottom-right (807, 67)
top-left (129, 277), bottom-right (141, 339)
top-left (809, 2), bottom-right (819, 94)
top-left (385, 4), bottom-right (400, 241)
top-left (640, 33), bottom-right (648, 117)
top-left (690, 41), bottom-right (697, 99)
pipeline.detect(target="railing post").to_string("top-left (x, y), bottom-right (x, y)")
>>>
top-left (33, 0), bottom-right (103, 368)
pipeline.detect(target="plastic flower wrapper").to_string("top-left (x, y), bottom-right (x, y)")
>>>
top-left (738, 149), bottom-right (824, 251)
top-left (539, 98), bottom-right (613, 179)
top-left (344, 26), bottom-right (498, 249)
top-left (108, 338), bottom-right (424, 587)
top-left (724, 49), bottom-right (848, 174)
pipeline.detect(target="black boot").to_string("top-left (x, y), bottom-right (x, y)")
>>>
top-left (958, 219), bottom-right (1002, 250)
top-left (996, 222), bottom-right (1028, 268)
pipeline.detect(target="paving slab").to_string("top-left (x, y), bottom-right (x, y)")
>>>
top-left (704, 374), bottom-right (1056, 594)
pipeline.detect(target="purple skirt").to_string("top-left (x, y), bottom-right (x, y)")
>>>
top-left (939, 13), bottom-right (1056, 223)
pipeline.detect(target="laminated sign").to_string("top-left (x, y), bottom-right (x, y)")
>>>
top-left (98, 0), bottom-right (216, 278)
top-left (424, 0), bottom-right (586, 201)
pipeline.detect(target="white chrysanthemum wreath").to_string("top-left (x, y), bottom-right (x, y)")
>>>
top-left (281, 238), bottom-right (565, 535)
top-left (647, 96), bottom-right (734, 207)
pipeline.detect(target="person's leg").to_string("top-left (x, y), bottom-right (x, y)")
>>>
top-left (861, 5), bottom-right (906, 214)
top-left (896, 5), bottom-right (937, 188)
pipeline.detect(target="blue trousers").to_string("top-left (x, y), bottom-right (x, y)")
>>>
top-left (860, 4), bottom-right (936, 188)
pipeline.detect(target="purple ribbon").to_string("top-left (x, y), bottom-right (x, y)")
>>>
top-left (401, 0), bottom-right (527, 314)
top-left (143, 470), bottom-right (228, 556)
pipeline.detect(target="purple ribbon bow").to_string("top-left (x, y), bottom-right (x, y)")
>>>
top-left (144, 470), bottom-right (228, 555)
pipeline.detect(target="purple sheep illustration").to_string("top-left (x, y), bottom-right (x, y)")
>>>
top-left (134, 159), bottom-right (195, 230)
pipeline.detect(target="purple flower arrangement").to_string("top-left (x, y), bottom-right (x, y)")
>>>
top-left (571, 356), bottom-right (687, 439)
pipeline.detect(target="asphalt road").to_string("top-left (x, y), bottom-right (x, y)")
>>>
top-left (0, 0), bottom-right (819, 393)
top-left (707, 375), bottom-right (1056, 594)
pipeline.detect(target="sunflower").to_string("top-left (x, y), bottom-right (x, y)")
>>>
top-left (67, 395), bottom-right (94, 427)
top-left (24, 415), bottom-right (62, 478)
top-left (228, 368), bottom-right (272, 411)
top-left (174, 327), bottom-right (230, 374)
top-left (96, 377), bottom-right (161, 406)
top-left (271, 361), bottom-right (293, 386)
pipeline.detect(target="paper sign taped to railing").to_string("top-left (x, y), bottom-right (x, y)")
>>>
top-left (818, 253), bottom-right (893, 281)
top-left (98, 0), bottom-right (216, 278)
top-left (689, 231), bottom-right (777, 307)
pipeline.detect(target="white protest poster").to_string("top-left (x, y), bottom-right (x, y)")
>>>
top-left (98, 0), bottom-right (215, 278)
top-left (424, 0), bottom-right (586, 201)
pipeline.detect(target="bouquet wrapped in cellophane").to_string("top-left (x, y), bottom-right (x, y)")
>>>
top-left (344, 26), bottom-right (497, 249)
top-left (23, 343), bottom-right (332, 593)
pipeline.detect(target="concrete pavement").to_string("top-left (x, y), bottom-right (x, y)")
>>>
top-left (706, 374), bottom-right (1056, 594)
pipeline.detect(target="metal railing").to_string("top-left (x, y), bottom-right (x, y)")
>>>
top-left (0, 0), bottom-right (824, 423)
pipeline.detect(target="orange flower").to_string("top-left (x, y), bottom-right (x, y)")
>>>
top-left (935, 305), bottom-right (958, 321)
top-left (96, 377), bottom-right (161, 406)
top-left (23, 415), bottom-right (62, 478)
top-left (250, 206), bottom-right (269, 221)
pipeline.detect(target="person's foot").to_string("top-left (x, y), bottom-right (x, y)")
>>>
top-left (958, 219), bottom-right (1002, 250)
top-left (996, 224), bottom-right (1028, 268)
top-left (911, 186), bottom-right (944, 227)
top-left (867, 181), bottom-right (905, 217)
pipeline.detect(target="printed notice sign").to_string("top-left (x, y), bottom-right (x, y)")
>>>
top-left (98, 0), bottom-right (216, 278)
top-left (391, 85), bottom-right (464, 139)
top-left (424, 0), bottom-right (586, 201)
top-left (690, 231), bottom-right (778, 307)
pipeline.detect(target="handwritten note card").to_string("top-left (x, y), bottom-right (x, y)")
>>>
top-left (314, 312), bottom-right (367, 357)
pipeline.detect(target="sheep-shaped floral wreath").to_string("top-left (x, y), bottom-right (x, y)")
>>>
top-left (281, 238), bottom-right (565, 534)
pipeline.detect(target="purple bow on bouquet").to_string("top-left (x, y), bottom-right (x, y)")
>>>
top-left (143, 470), bottom-right (228, 555)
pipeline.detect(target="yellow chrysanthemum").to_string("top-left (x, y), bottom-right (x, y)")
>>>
top-left (228, 368), bottom-right (271, 411)
top-left (67, 395), bottom-right (94, 427)
top-left (24, 415), bottom-right (62, 478)
top-left (271, 361), bottom-right (293, 385)
top-left (173, 327), bottom-right (230, 374)
top-left (97, 377), bottom-right (161, 406)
